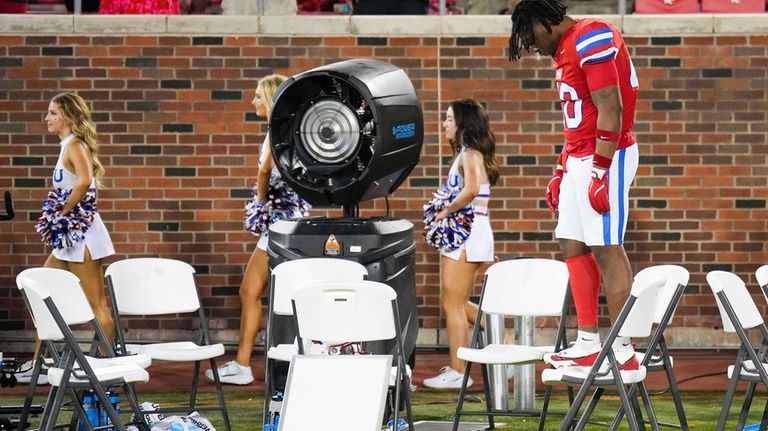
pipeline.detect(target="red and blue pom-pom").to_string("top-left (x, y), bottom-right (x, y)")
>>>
top-left (35, 187), bottom-right (98, 250)
top-left (244, 180), bottom-right (311, 237)
top-left (423, 185), bottom-right (474, 252)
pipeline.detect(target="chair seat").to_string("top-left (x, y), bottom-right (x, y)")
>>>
top-left (636, 351), bottom-right (673, 371)
top-left (542, 365), bottom-right (647, 386)
top-left (535, 345), bottom-right (556, 354)
top-left (728, 360), bottom-right (768, 380)
top-left (389, 364), bottom-right (412, 387)
top-left (85, 354), bottom-right (152, 370)
top-left (129, 341), bottom-right (224, 361)
top-left (69, 354), bottom-right (152, 372)
top-left (48, 363), bottom-right (149, 386)
top-left (267, 344), bottom-right (298, 362)
top-left (457, 343), bottom-right (546, 365)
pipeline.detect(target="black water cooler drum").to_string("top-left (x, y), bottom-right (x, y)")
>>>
top-left (267, 217), bottom-right (418, 365)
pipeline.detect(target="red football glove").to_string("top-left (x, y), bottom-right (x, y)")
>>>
top-left (588, 167), bottom-right (610, 214)
top-left (545, 151), bottom-right (567, 214)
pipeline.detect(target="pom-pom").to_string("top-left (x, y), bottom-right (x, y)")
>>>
top-left (423, 185), bottom-right (474, 252)
top-left (35, 187), bottom-right (98, 249)
top-left (244, 179), bottom-right (311, 237)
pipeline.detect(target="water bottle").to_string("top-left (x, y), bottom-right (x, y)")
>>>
top-left (262, 391), bottom-right (283, 431)
top-left (387, 417), bottom-right (407, 431)
top-left (80, 391), bottom-right (98, 431)
top-left (100, 387), bottom-right (120, 430)
top-left (100, 388), bottom-right (109, 428)
top-left (109, 389), bottom-right (121, 417)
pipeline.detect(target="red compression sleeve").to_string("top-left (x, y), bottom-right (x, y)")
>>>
top-left (565, 253), bottom-right (602, 327)
top-left (582, 60), bottom-right (619, 92)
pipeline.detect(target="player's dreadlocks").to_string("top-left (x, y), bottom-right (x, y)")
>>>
top-left (508, 0), bottom-right (568, 61)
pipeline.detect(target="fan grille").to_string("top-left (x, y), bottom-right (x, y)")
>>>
top-left (298, 99), bottom-right (360, 164)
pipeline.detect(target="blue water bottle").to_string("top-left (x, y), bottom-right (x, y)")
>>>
top-left (108, 388), bottom-right (121, 430)
top-left (80, 391), bottom-right (99, 431)
top-left (99, 388), bottom-right (109, 428)
top-left (99, 387), bottom-right (120, 430)
top-left (262, 391), bottom-right (283, 431)
top-left (387, 417), bottom-right (407, 431)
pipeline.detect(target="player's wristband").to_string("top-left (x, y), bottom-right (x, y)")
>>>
top-left (596, 129), bottom-right (621, 143)
top-left (593, 154), bottom-right (613, 170)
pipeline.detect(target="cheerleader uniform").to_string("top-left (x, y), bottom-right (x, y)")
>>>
top-left (256, 134), bottom-right (306, 251)
top-left (51, 134), bottom-right (115, 262)
top-left (441, 147), bottom-right (494, 262)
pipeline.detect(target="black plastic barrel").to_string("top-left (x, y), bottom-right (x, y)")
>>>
top-left (266, 216), bottom-right (418, 389)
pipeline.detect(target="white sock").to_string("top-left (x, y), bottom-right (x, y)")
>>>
top-left (612, 336), bottom-right (633, 351)
top-left (576, 330), bottom-right (600, 349)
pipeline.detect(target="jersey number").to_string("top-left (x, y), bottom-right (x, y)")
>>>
top-left (558, 82), bottom-right (582, 129)
top-left (557, 60), bottom-right (638, 130)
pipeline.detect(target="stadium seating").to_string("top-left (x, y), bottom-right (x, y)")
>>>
top-left (635, 0), bottom-right (766, 13)
top-left (634, 0), bottom-right (700, 13)
top-left (701, 0), bottom-right (765, 12)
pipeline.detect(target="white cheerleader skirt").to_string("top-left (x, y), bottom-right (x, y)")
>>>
top-left (52, 212), bottom-right (115, 263)
top-left (441, 214), bottom-right (494, 263)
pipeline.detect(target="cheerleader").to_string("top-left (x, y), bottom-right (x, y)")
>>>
top-left (423, 99), bottom-right (500, 389)
top-left (205, 74), bottom-right (309, 385)
top-left (21, 93), bottom-right (116, 384)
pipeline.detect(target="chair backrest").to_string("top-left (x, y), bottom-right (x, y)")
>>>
top-left (618, 276), bottom-right (666, 338)
top-left (271, 258), bottom-right (368, 316)
top-left (480, 258), bottom-right (569, 317)
top-left (105, 258), bottom-right (200, 315)
top-left (757, 265), bottom-right (768, 303)
top-left (707, 270), bottom-right (764, 333)
top-left (16, 268), bottom-right (94, 341)
top-left (634, 265), bottom-right (689, 324)
top-left (291, 280), bottom-right (396, 345)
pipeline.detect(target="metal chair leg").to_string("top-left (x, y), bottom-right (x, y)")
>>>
top-left (638, 382), bottom-right (660, 431)
top-left (452, 361), bottom-right (474, 431)
top-left (537, 385), bottom-right (553, 431)
top-left (717, 369), bottom-right (742, 431)
top-left (480, 362), bottom-right (496, 429)
top-left (190, 360), bottom-right (201, 411)
top-left (209, 358), bottom-right (232, 431)
top-left (617, 382), bottom-right (642, 431)
top-left (575, 387), bottom-right (604, 431)
top-left (663, 358), bottom-right (689, 430)
top-left (737, 382), bottom-right (757, 431)
top-left (558, 375), bottom-right (596, 431)
top-left (758, 399), bottom-right (768, 431)
top-left (263, 357), bottom-right (273, 426)
top-left (123, 383), bottom-right (151, 431)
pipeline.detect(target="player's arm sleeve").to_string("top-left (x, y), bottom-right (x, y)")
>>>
top-left (576, 25), bottom-right (620, 91)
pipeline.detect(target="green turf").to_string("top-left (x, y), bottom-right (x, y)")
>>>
top-left (0, 389), bottom-right (761, 430)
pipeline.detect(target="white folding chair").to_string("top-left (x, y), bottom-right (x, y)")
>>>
top-left (290, 279), bottom-right (414, 430)
top-left (707, 270), bottom-right (768, 431)
top-left (541, 275), bottom-right (666, 431)
top-left (449, 258), bottom-right (569, 431)
top-left (105, 257), bottom-right (230, 430)
top-left (757, 265), bottom-right (768, 301)
top-left (263, 258), bottom-right (367, 424)
top-left (16, 268), bottom-right (151, 431)
top-left (609, 265), bottom-right (690, 430)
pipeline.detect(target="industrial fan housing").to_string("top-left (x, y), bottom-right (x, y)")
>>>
top-left (269, 58), bottom-right (424, 208)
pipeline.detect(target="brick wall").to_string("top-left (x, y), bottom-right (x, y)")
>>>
top-left (0, 15), bottom-right (766, 348)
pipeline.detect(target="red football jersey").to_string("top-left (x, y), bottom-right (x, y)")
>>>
top-left (552, 18), bottom-right (638, 157)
